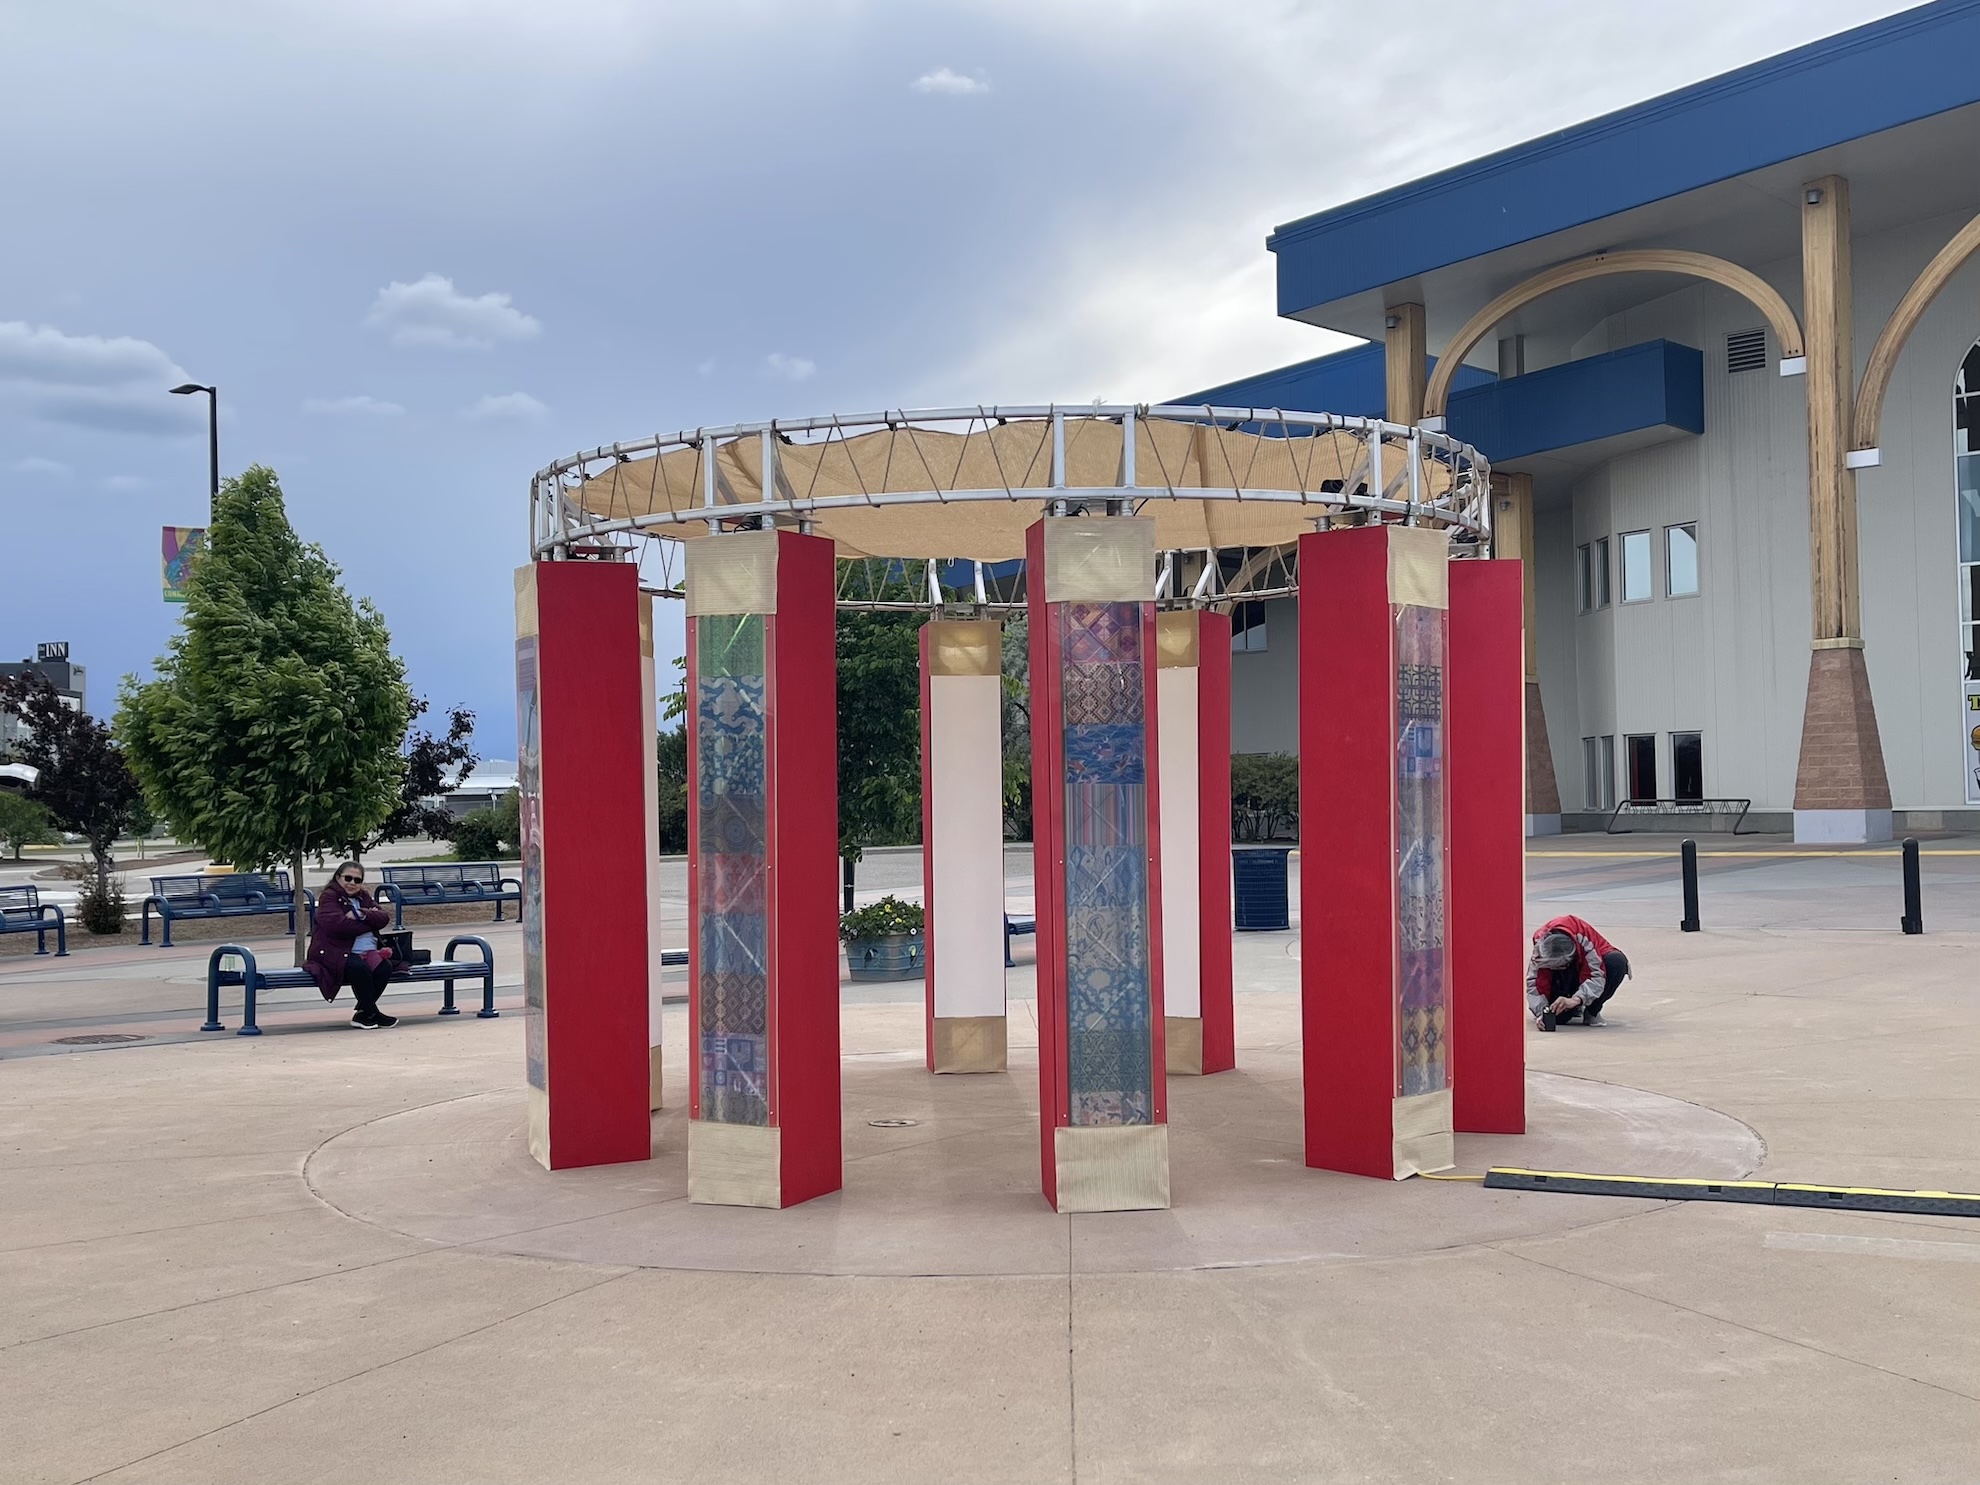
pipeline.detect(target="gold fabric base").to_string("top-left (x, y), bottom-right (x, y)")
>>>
top-left (648, 1045), bottom-right (664, 1113)
top-left (526, 1083), bottom-right (551, 1171)
top-left (1386, 525), bottom-right (1451, 609)
top-left (931, 1015), bottom-right (1007, 1073)
top-left (1392, 1088), bottom-right (1455, 1179)
top-left (1041, 516), bottom-right (1156, 603)
top-left (685, 529), bottom-right (778, 616)
top-left (924, 619), bottom-right (1001, 677)
top-left (1164, 1016), bottom-right (1203, 1075)
top-left (1053, 1124), bottom-right (1172, 1212)
top-left (688, 1120), bottom-right (782, 1208)
top-left (1155, 610), bottom-right (1200, 668)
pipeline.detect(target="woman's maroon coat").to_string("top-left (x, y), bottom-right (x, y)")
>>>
top-left (305, 883), bottom-right (391, 999)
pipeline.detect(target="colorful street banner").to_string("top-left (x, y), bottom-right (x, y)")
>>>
top-left (162, 526), bottom-right (207, 602)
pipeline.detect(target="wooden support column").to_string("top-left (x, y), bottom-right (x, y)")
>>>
top-left (1793, 175), bottom-right (1893, 843)
top-left (1385, 303), bottom-right (1427, 426)
top-left (1491, 473), bottom-right (1560, 833)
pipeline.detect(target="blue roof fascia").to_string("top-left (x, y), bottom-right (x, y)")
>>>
top-left (1268, 0), bottom-right (1980, 319)
top-left (1173, 342), bottom-right (1494, 419)
top-left (1445, 339), bottom-right (1704, 463)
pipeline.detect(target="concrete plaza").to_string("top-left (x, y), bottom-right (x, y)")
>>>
top-left (1, 839), bottom-right (1976, 1483)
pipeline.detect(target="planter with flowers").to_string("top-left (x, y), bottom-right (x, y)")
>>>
top-left (841, 895), bottom-right (926, 982)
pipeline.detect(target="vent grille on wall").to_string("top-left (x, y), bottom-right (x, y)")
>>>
top-left (1726, 328), bottom-right (1768, 373)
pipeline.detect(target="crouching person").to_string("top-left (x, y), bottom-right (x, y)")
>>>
top-left (1526, 914), bottom-right (1629, 1031)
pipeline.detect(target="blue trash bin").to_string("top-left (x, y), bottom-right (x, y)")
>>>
top-left (1232, 846), bottom-right (1293, 931)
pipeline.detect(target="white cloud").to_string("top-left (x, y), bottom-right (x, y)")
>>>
top-left (365, 274), bottom-right (541, 350)
top-left (0, 321), bottom-right (199, 435)
top-left (911, 67), bottom-right (989, 96)
top-left (101, 474), bottom-right (146, 492)
top-left (463, 391), bottom-right (548, 421)
top-left (303, 394), bottom-right (406, 416)
top-left (764, 352), bottom-right (816, 381)
top-left (12, 456), bottom-right (73, 479)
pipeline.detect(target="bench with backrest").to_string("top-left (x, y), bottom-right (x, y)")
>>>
top-left (1003, 913), bottom-right (1036, 967)
top-left (142, 872), bottom-right (304, 947)
top-left (0, 884), bottom-right (67, 956)
top-left (200, 936), bottom-right (498, 1035)
top-left (1606, 797), bottom-right (1754, 835)
top-left (378, 863), bottom-right (521, 925)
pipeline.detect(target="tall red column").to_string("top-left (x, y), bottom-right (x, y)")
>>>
top-left (1448, 559), bottom-right (1526, 1134)
top-left (1298, 525), bottom-right (1455, 1180)
top-left (1027, 515), bottom-right (1170, 1213)
top-left (515, 560), bottom-right (654, 1171)
top-left (1155, 610), bottom-right (1234, 1075)
top-left (685, 529), bottom-right (841, 1208)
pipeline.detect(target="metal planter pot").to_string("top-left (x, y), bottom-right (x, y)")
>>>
top-left (846, 931), bottom-right (926, 981)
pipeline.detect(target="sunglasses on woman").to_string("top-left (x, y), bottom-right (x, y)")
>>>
top-left (338, 873), bottom-right (364, 886)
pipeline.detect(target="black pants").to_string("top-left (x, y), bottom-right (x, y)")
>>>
top-left (342, 953), bottom-right (392, 1017)
top-left (1555, 949), bottom-right (1628, 1021)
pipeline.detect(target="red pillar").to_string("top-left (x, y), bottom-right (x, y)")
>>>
top-left (1298, 525), bottom-right (1455, 1180)
top-left (1198, 610), bottom-right (1236, 1074)
top-left (1448, 559), bottom-right (1526, 1134)
top-left (685, 529), bottom-right (841, 1208)
top-left (1027, 516), bottom-right (1170, 1212)
top-left (515, 560), bottom-right (653, 1171)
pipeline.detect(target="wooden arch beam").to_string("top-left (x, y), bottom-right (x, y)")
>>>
top-left (1422, 250), bottom-right (1806, 421)
top-left (1850, 207), bottom-right (1980, 456)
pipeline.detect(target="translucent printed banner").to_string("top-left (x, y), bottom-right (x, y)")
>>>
top-left (161, 526), bottom-right (206, 602)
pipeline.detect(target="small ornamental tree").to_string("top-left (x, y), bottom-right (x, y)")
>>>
top-left (0, 790), bottom-right (59, 859)
top-left (340, 698), bottom-right (478, 856)
top-left (117, 465), bottom-right (411, 963)
top-left (0, 674), bottom-right (143, 893)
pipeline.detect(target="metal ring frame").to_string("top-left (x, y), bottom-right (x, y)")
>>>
top-left (529, 405), bottom-right (1491, 609)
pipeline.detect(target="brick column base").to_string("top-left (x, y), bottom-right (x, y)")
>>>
top-left (1524, 680), bottom-right (1562, 836)
top-left (1792, 645), bottom-right (1893, 844)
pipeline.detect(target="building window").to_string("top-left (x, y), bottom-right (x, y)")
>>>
top-left (1231, 600), bottom-right (1267, 652)
top-left (1672, 732), bottom-right (1703, 801)
top-left (1625, 733), bottom-right (1658, 802)
top-left (1600, 734), bottom-right (1616, 809)
top-left (1595, 536), bottom-right (1611, 608)
top-left (1666, 523), bottom-right (1699, 597)
top-left (1577, 545), bottom-right (1592, 613)
top-left (1956, 341), bottom-right (1980, 802)
top-left (1581, 737), bottom-right (1600, 809)
top-left (1620, 530), bottom-right (1653, 602)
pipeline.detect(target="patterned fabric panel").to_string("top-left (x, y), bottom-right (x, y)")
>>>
top-left (695, 612), bottom-right (771, 1128)
top-left (1395, 603), bottom-right (1448, 1100)
top-left (1057, 600), bottom-right (1155, 1128)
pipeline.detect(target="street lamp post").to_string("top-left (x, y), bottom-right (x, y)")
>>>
top-left (169, 383), bottom-right (218, 519)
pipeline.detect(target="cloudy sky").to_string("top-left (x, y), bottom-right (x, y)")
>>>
top-left (0, 0), bottom-right (1913, 756)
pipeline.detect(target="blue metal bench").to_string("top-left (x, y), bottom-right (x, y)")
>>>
top-left (378, 863), bottom-right (521, 925)
top-left (142, 872), bottom-right (304, 947)
top-left (1004, 913), bottom-right (1035, 967)
top-left (200, 936), bottom-right (498, 1035)
top-left (0, 884), bottom-right (67, 956)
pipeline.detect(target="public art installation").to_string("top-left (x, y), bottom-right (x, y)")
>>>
top-left (520, 405), bottom-right (1522, 1209)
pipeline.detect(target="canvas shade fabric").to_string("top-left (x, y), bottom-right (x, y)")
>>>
top-left (567, 418), bottom-right (1462, 561)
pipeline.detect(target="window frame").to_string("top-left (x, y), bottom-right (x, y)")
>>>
top-left (1577, 544), bottom-right (1593, 614)
top-left (1619, 530), bottom-right (1654, 604)
top-left (1624, 732), bottom-right (1658, 803)
top-left (1671, 731), bottom-right (1704, 802)
top-left (1594, 536), bottom-right (1611, 609)
top-left (1665, 522), bottom-right (1700, 598)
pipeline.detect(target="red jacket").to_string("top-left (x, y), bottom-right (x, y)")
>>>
top-left (304, 883), bottom-right (392, 999)
top-left (1526, 914), bottom-right (1618, 1011)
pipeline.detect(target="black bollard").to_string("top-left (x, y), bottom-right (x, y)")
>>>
top-left (842, 856), bottom-right (856, 916)
top-left (1900, 837), bottom-right (1923, 935)
top-left (1679, 838), bottom-right (1700, 932)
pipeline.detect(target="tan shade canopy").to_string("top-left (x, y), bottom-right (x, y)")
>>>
top-left (566, 417), bottom-right (1462, 561)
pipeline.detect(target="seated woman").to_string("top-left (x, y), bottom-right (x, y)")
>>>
top-left (305, 861), bottom-right (397, 1028)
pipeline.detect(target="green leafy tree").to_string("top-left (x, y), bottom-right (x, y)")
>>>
top-left (656, 726), bottom-right (687, 854)
top-left (999, 616), bottom-right (1032, 841)
top-left (0, 792), bottom-right (58, 859)
top-left (1231, 752), bottom-right (1299, 841)
top-left (117, 465), bottom-right (411, 963)
top-left (836, 562), bottom-right (926, 907)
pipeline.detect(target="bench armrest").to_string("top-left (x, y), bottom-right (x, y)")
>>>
top-left (443, 934), bottom-right (494, 967)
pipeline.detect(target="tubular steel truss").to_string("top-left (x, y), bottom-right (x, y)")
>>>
top-left (528, 404), bottom-right (1491, 610)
